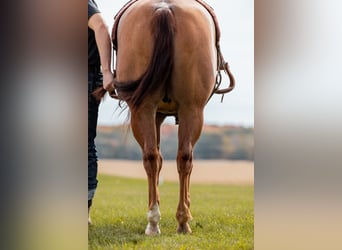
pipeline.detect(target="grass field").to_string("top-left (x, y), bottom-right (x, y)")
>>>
top-left (88, 175), bottom-right (254, 250)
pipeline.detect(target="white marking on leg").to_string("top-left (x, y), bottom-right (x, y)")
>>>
top-left (145, 203), bottom-right (161, 235)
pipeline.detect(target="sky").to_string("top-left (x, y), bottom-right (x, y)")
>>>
top-left (95, 0), bottom-right (254, 127)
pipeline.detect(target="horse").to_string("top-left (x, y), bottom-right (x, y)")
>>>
top-left (94, 0), bottom-right (234, 235)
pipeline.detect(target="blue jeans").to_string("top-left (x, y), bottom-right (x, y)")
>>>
top-left (88, 66), bottom-right (102, 206)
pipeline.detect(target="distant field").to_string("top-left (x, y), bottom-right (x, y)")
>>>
top-left (98, 159), bottom-right (254, 185)
top-left (89, 175), bottom-right (254, 249)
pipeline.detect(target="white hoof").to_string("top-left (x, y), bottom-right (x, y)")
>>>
top-left (145, 223), bottom-right (161, 235)
top-left (145, 203), bottom-right (161, 235)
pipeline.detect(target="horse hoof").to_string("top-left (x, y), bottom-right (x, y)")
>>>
top-left (145, 223), bottom-right (161, 236)
top-left (177, 223), bottom-right (192, 234)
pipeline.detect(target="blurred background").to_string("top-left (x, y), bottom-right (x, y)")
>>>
top-left (255, 1), bottom-right (342, 249)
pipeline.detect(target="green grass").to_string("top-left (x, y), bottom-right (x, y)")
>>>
top-left (88, 175), bottom-right (254, 250)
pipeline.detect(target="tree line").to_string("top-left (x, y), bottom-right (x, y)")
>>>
top-left (96, 124), bottom-right (254, 161)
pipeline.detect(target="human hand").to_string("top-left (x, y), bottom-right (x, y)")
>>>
top-left (102, 69), bottom-right (115, 93)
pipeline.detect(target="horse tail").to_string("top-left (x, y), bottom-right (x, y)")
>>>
top-left (115, 6), bottom-right (176, 110)
top-left (92, 86), bottom-right (107, 102)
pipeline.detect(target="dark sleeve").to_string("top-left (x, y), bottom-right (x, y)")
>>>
top-left (88, 0), bottom-right (100, 20)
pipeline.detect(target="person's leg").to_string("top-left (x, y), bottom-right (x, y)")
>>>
top-left (88, 68), bottom-right (101, 223)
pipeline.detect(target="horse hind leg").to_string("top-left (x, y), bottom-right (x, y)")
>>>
top-left (176, 156), bottom-right (193, 234)
top-left (130, 110), bottom-right (162, 236)
top-left (176, 108), bottom-right (204, 234)
top-left (145, 113), bottom-right (166, 235)
top-left (143, 144), bottom-right (162, 235)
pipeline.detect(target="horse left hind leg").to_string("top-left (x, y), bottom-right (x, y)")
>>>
top-left (130, 109), bottom-right (163, 235)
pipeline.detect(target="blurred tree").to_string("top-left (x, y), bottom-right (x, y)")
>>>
top-left (96, 125), bottom-right (254, 161)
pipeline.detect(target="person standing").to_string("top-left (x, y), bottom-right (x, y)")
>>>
top-left (88, 0), bottom-right (114, 224)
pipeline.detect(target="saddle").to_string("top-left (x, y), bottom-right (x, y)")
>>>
top-left (111, 0), bottom-right (234, 100)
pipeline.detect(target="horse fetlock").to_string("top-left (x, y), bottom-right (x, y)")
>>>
top-left (177, 223), bottom-right (192, 234)
top-left (147, 203), bottom-right (161, 224)
top-left (176, 209), bottom-right (191, 224)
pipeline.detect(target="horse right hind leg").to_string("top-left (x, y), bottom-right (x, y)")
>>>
top-left (176, 108), bottom-right (204, 234)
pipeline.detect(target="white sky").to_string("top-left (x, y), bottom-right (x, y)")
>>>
top-left (95, 0), bottom-right (254, 126)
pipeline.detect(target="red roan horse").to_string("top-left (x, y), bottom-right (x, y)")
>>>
top-left (94, 0), bottom-right (234, 235)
